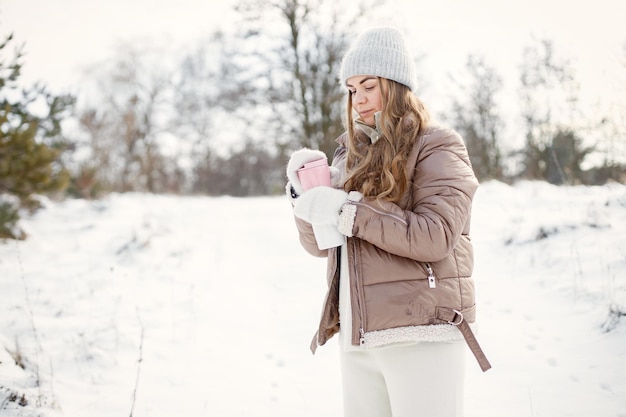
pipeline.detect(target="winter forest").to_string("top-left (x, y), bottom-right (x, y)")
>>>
top-left (1, 0), bottom-right (625, 416)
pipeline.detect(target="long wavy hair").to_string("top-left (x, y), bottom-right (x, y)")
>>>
top-left (343, 78), bottom-right (431, 203)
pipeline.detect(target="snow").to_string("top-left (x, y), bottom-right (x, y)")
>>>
top-left (1, 180), bottom-right (625, 417)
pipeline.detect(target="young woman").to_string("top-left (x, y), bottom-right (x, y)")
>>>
top-left (286, 27), bottom-right (490, 417)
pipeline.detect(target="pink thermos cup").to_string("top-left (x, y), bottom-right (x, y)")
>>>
top-left (296, 158), bottom-right (345, 250)
top-left (296, 158), bottom-right (331, 191)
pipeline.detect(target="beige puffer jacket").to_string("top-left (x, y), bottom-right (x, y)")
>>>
top-left (294, 125), bottom-right (481, 358)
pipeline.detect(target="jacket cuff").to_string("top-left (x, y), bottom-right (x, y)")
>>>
top-left (338, 191), bottom-right (362, 237)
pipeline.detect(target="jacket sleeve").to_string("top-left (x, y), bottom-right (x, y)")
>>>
top-left (350, 129), bottom-right (478, 262)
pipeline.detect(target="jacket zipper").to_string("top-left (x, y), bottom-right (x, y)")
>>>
top-left (354, 202), bottom-right (407, 225)
top-left (349, 204), bottom-right (431, 346)
top-left (426, 263), bottom-right (437, 288)
top-left (350, 239), bottom-right (367, 347)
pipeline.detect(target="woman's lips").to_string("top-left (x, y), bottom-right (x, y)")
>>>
top-left (359, 110), bottom-right (373, 119)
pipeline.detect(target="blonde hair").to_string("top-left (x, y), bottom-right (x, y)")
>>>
top-left (343, 78), bottom-right (431, 203)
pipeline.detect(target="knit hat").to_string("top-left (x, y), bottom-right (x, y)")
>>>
top-left (340, 27), bottom-right (417, 91)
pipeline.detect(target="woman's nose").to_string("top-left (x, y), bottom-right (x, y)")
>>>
top-left (354, 90), bottom-right (366, 104)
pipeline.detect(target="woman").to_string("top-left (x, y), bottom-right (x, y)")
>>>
top-left (286, 27), bottom-right (490, 417)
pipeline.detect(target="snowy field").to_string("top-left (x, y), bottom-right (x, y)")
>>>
top-left (1, 180), bottom-right (625, 417)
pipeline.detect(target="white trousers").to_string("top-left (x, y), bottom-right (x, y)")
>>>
top-left (340, 340), bottom-right (466, 417)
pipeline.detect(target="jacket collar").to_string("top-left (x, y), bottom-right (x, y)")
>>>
top-left (355, 112), bottom-right (382, 144)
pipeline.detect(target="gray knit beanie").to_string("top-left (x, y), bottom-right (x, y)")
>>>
top-left (340, 27), bottom-right (417, 91)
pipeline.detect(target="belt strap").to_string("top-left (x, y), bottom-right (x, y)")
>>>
top-left (436, 307), bottom-right (492, 372)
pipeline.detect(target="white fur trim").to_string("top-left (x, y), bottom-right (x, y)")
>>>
top-left (362, 324), bottom-right (468, 349)
top-left (337, 192), bottom-right (362, 236)
top-left (347, 191), bottom-right (363, 202)
top-left (338, 203), bottom-right (357, 237)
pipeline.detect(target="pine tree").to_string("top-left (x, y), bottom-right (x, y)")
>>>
top-left (0, 33), bottom-right (75, 239)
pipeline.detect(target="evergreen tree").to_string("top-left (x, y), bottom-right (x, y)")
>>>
top-left (0, 34), bottom-right (75, 239)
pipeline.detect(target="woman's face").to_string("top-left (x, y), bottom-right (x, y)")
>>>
top-left (346, 75), bottom-right (383, 127)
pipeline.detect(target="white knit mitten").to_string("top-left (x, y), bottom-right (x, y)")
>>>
top-left (286, 148), bottom-right (328, 196)
top-left (293, 186), bottom-right (348, 226)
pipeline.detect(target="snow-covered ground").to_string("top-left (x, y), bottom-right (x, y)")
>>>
top-left (1, 180), bottom-right (625, 417)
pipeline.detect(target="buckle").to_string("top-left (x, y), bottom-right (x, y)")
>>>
top-left (447, 309), bottom-right (464, 326)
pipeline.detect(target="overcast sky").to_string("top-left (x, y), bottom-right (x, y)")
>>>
top-left (1, 0), bottom-right (625, 119)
